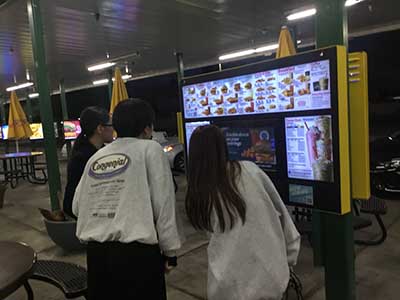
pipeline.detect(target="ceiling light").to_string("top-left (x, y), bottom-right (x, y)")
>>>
top-left (297, 40), bottom-right (302, 44)
top-left (287, 8), bottom-right (317, 21)
top-left (93, 79), bottom-right (109, 85)
top-left (87, 62), bottom-right (116, 72)
top-left (122, 74), bottom-right (132, 80)
top-left (219, 49), bottom-right (256, 61)
top-left (26, 69), bottom-right (31, 81)
top-left (93, 75), bottom-right (132, 85)
top-left (6, 82), bottom-right (34, 92)
top-left (255, 44), bottom-right (279, 53)
top-left (219, 43), bottom-right (280, 61)
top-left (345, 0), bottom-right (365, 7)
top-left (28, 93), bottom-right (39, 99)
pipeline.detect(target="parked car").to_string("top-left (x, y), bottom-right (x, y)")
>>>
top-left (153, 131), bottom-right (185, 172)
top-left (370, 130), bottom-right (400, 198)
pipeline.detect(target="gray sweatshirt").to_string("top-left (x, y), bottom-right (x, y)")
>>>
top-left (72, 138), bottom-right (182, 257)
top-left (207, 161), bottom-right (301, 300)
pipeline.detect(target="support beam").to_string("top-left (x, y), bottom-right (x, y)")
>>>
top-left (107, 69), bottom-right (113, 106)
top-left (314, 0), bottom-right (355, 299)
top-left (176, 52), bottom-right (185, 114)
top-left (25, 92), bottom-right (33, 123)
top-left (59, 79), bottom-right (71, 158)
top-left (0, 97), bottom-right (6, 125)
top-left (175, 52), bottom-right (186, 175)
top-left (27, 0), bottom-right (61, 210)
top-left (59, 79), bottom-right (68, 120)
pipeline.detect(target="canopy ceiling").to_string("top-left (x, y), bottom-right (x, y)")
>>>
top-left (0, 0), bottom-right (399, 93)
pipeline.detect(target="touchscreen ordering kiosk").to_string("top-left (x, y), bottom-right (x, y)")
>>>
top-left (181, 46), bottom-right (354, 215)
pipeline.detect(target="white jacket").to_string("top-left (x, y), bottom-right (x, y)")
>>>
top-left (207, 161), bottom-right (300, 300)
top-left (72, 138), bottom-right (182, 256)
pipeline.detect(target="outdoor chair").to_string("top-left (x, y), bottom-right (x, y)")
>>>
top-left (31, 260), bottom-right (87, 299)
top-left (353, 196), bottom-right (388, 246)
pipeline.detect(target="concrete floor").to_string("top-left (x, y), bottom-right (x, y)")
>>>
top-left (0, 161), bottom-right (399, 300)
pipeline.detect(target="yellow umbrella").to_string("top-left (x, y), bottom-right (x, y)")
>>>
top-left (8, 91), bottom-right (32, 151)
top-left (276, 26), bottom-right (297, 58)
top-left (109, 67), bottom-right (129, 115)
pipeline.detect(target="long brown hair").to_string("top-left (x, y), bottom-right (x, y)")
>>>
top-left (185, 125), bottom-right (246, 232)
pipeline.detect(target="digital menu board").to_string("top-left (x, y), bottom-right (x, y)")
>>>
top-left (29, 123), bottom-right (44, 140)
top-left (223, 126), bottom-right (276, 170)
top-left (63, 120), bottom-right (81, 140)
top-left (183, 59), bottom-right (330, 119)
top-left (285, 115), bottom-right (334, 182)
top-left (185, 121), bottom-right (210, 152)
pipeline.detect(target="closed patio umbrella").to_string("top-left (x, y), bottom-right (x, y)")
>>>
top-left (109, 68), bottom-right (129, 115)
top-left (8, 91), bottom-right (32, 152)
top-left (276, 26), bottom-right (296, 58)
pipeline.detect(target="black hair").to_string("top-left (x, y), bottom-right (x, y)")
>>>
top-left (112, 98), bottom-right (155, 138)
top-left (72, 106), bottom-right (109, 154)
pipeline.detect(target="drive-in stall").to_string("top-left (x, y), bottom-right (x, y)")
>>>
top-left (181, 46), bottom-right (352, 214)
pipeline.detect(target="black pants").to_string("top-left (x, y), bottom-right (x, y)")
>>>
top-left (87, 241), bottom-right (166, 300)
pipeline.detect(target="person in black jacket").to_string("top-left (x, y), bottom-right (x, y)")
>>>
top-left (63, 106), bottom-right (114, 219)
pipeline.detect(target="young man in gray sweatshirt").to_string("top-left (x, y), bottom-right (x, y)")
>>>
top-left (73, 98), bottom-right (182, 299)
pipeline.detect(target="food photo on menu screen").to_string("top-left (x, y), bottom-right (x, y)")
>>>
top-left (285, 115), bottom-right (334, 182)
top-left (182, 59), bottom-right (331, 119)
top-left (222, 126), bottom-right (277, 170)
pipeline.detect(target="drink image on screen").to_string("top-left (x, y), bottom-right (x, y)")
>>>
top-left (305, 116), bottom-right (333, 182)
top-left (286, 115), bottom-right (334, 182)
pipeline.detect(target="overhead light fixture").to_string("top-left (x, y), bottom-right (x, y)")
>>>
top-left (255, 44), bottom-right (279, 53)
top-left (122, 74), bottom-right (132, 80)
top-left (26, 69), bottom-right (31, 81)
top-left (28, 93), bottom-right (39, 99)
top-left (87, 62), bottom-right (116, 72)
top-left (93, 79), bottom-right (109, 85)
top-left (219, 43), bottom-right (280, 61)
top-left (345, 0), bottom-right (365, 7)
top-left (287, 8), bottom-right (316, 21)
top-left (219, 49), bottom-right (256, 61)
top-left (6, 82), bottom-right (34, 92)
top-left (297, 40), bottom-right (302, 44)
top-left (93, 74), bottom-right (132, 85)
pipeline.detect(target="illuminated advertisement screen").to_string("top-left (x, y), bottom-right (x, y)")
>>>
top-left (2, 125), bottom-right (8, 140)
top-left (285, 115), bottom-right (334, 182)
top-left (63, 120), bottom-right (81, 140)
top-left (183, 59), bottom-right (330, 119)
top-left (29, 123), bottom-right (44, 140)
top-left (222, 126), bottom-right (276, 170)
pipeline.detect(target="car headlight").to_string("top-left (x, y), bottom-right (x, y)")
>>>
top-left (163, 145), bottom-right (174, 153)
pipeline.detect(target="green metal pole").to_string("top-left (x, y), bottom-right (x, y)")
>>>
top-left (176, 52), bottom-right (184, 114)
top-left (25, 93), bottom-right (33, 123)
top-left (314, 1), bottom-right (355, 300)
top-left (59, 79), bottom-right (72, 158)
top-left (27, 0), bottom-right (62, 211)
top-left (59, 79), bottom-right (68, 120)
top-left (107, 69), bottom-right (113, 106)
top-left (0, 97), bottom-right (5, 125)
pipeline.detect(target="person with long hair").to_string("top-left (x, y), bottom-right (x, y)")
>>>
top-left (72, 99), bottom-right (182, 299)
top-left (185, 125), bottom-right (300, 300)
top-left (63, 106), bottom-right (114, 219)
